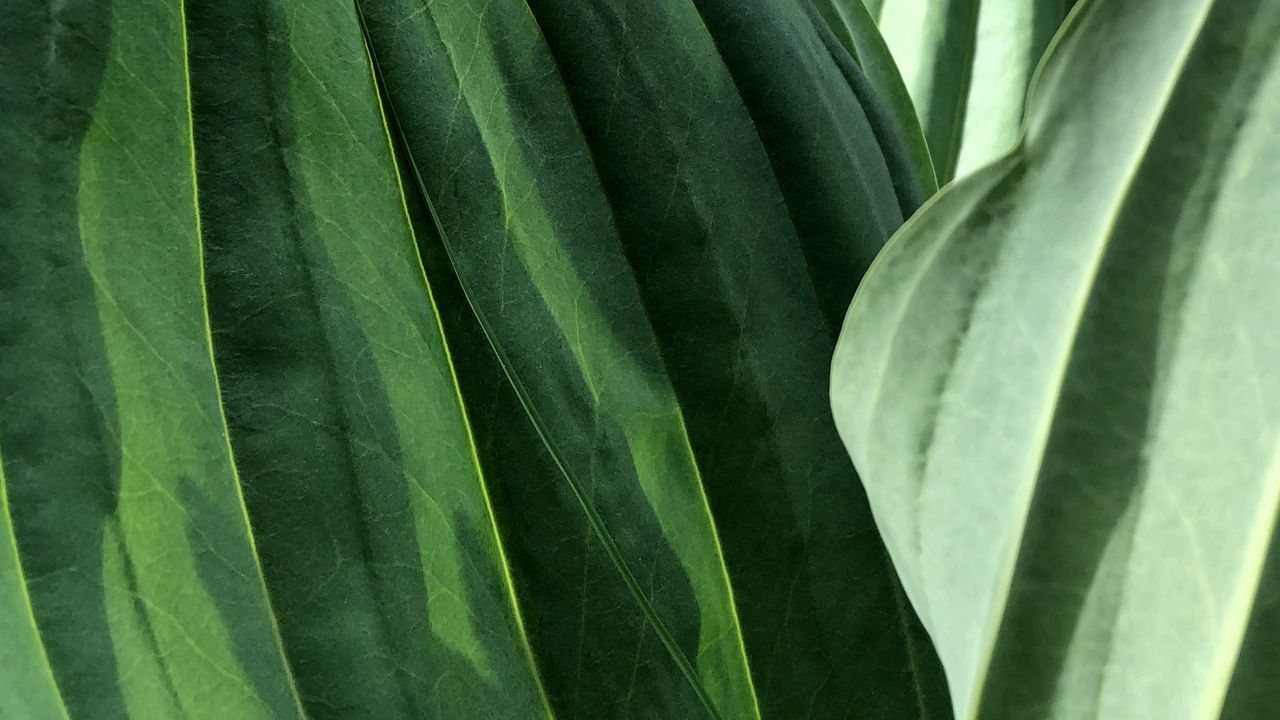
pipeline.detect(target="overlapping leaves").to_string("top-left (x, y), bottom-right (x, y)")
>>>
top-left (860, 0), bottom-right (1068, 182)
top-left (0, 0), bottom-right (943, 718)
top-left (833, 1), bottom-right (1280, 717)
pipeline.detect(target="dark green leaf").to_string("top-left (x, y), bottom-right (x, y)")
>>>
top-left (186, 3), bottom-right (552, 718)
top-left (2, 0), bottom-right (947, 717)
top-left (360, 0), bottom-right (946, 717)
top-left (0, 1), bottom-right (304, 716)
top-left (810, 0), bottom-right (938, 194)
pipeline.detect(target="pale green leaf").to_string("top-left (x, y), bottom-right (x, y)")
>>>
top-left (832, 1), bottom-right (1280, 718)
top-left (867, 0), bottom-right (1066, 181)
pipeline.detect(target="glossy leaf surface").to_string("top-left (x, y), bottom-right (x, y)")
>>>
top-left (832, 0), bottom-right (1280, 717)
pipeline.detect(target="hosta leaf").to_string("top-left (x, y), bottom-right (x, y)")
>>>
top-left (866, 0), bottom-right (1066, 182)
top-left (0, 1), bottom-right (303, 717)
top-left (832, 0), bottom-right (1280, 718)
top-left (359, 0), bottom-right (947, 717)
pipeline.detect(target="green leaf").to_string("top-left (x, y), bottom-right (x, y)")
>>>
top-left (358, 0), bottom-right (947, 717)
top-left (185, 3), bottom-right (553, 718)
top-left (3, 2), bottom-right (552, 718)
top-left (810, 0), bottom-right (938, 195)
top-left (4, 0), bottom-right (949, 717)
top-left (832, 1), bottom-right (1280, 718)
top-left (866, 0), bottom-right (1066, 182)
top-left (0, 1), bottom-right (303, 717)
top-left (0, 457), bottom-right (69, 720)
